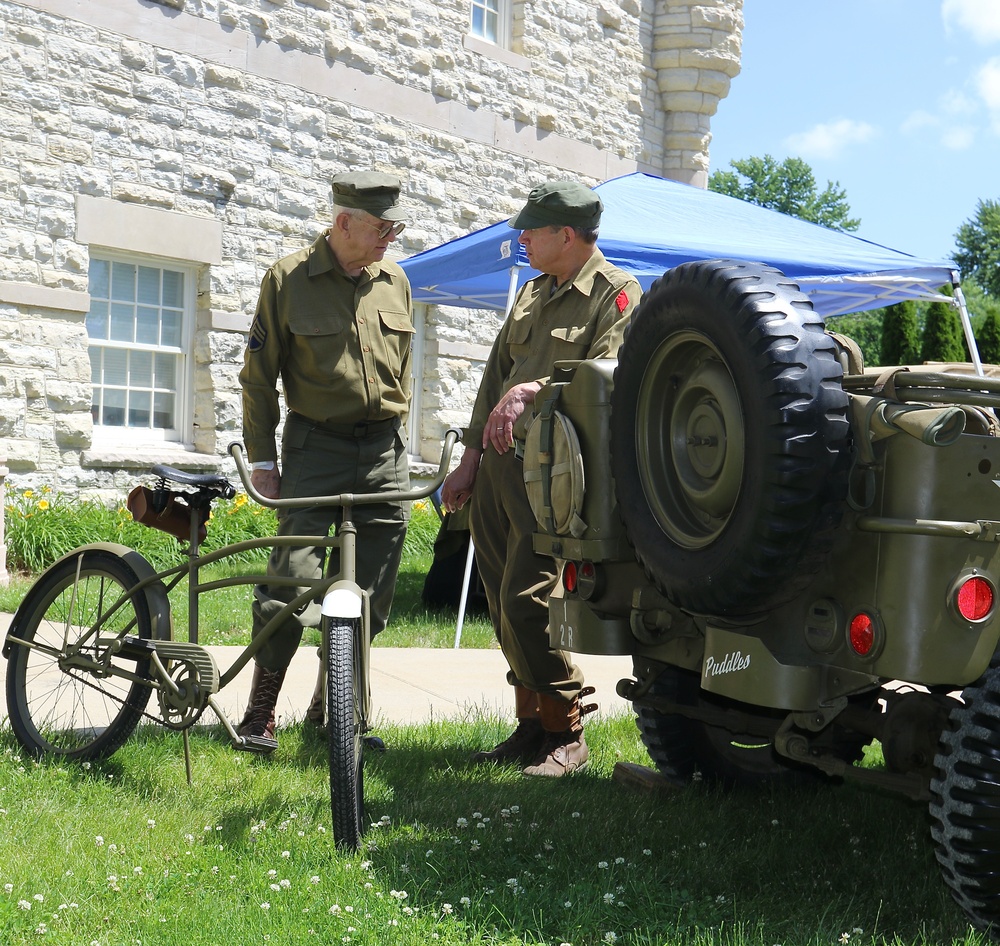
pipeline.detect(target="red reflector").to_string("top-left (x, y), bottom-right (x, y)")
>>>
top-left (563, 562), bottom-right (578, 593)
top-left (849, 613), bottom-right (875, 656)
top-left (957, 577), bottom-right (994, 621)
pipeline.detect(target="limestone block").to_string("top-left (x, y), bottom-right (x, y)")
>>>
top-left (120, 39), bottom-right (155, 73)
top-left (54, 412), bottom-right (92, 447)
top-left (45, 380), bottom-right (91, 412)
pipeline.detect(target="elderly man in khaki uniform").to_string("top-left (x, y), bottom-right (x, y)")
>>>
top-left (442, 180), bottom-right (641, 776)
top-left (238, 170), bottom-right (414, 751)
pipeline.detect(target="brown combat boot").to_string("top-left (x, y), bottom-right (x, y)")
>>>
top-left (235, 664), bottom-right (286, 753)
top-left (522, 688), bottom-right (596, 777)
top-left (471, 685), bottom-right (545, 765)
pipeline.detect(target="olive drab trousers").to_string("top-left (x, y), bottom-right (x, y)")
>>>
top-left (469, 446), bottom-right (585, 701)
top-left (250, 412), bottom-right (410, 671)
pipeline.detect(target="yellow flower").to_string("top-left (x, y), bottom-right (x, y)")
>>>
top-left (37, 499), bottom-right (50, 511)
top-left (23, 489), bottom-right (33, 499)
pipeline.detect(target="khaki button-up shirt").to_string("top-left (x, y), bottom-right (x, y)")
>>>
top-left (240, 232), bottom-right (414, 462)
top-left (467, 247), bottom-right (641, 446)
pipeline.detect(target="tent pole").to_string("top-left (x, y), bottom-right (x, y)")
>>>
top-left (452, 264), bottom-right (520, 646)
top-left (952, 272), bottom-right (983, 377)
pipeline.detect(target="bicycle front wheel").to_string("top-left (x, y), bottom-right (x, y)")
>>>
top-left (326, 617), bottom-right (364, 850)
top-left (5, 550), bottom-right (155, 760)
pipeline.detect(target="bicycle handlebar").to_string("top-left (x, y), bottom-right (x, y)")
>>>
top-left (228, 428), bottom-right (463, 511)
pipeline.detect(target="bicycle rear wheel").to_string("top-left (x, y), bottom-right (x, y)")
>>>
top-left (5, 549), bottom-right (155, 760)
top-left (326, 616), bottom-right (365, 850)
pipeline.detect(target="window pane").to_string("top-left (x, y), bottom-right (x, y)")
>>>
top-left (131, 350), bottom-right (153, 387)
top-left (128, 390), bottom-right (151, 428)
top-left (471, 5), bottom-right (484, 34)
top-left (102, 388), bottom-right (126, 427)
top-left (137, 266), bottom-right (160, 305)
top-left (105, 348), bottom-right (127, 386)
top-left (89, 349), bottom-right (101, 385)
top-left (89, 259), bottom-right (110, 299)
top-left (86, 300), bottom-right (109, 339)
top-left (110, 303), bottom-right (135, 343)
top-left (155, 353), bottom-right (176, 389)
top-left (110, 262), bottom-right (136, 302)
top-left (162, 270), bottom-right (183, 308)
top-left (161, 310), bottom-right (181, 347)
top-left (136, 306), bottom-right (160, 345)
top-left (154, 391), bottom-right (175, 428)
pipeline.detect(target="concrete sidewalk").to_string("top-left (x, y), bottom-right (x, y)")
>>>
top-left (0, 612), bottom-right (635, 729)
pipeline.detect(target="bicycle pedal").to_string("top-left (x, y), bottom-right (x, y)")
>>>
top-left (234, 734), bottom-right (278, 754)
top-left (363, 735), bottom-right (386, 752)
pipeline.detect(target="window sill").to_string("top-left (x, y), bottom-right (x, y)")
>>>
top-left (462, 33), bottom-right (530, 72)
top-left (82, 446), bottom-right (222, 472)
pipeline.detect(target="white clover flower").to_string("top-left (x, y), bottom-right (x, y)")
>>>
top-left (4, 883), bottom-right (13, 892)
top-left (598, 861), bottom-right (609, 869)
top-left (147, 819), bottom-right (156, 828)
top-left (269, 884), bottom-right (281, 892)
top-left (456, 817), bottom-right (468, 828)
top-left (602, 933), bottom-right (618, 945)
top-left (281, 850), bottom-right (290, 859)
top-left (95, 836), bottom-right (104, 846)
top-left (330, 904), bottom-right (342, 914)
top-left (564, 900), bottom-right (573, 908)
top-left (642, 849), bottom-right (651, 856)
top-left (18, 899), bottom-right (31, 910)
top-left (280, 879), bottom-right (291, 889)
top-left (604, 892), bottom-right (615, 904)
top-left (310, 876), bottom-right (320, 884)
top-left (614, 857), bottom-right (624, 865)
top-left (268, 869), bottom-right (278, 878)
top-left (572, 811), bottom-right (581, 818)
top-left (460, 896), bottom-right (471, 906)
top-left (260, 902), bottom-right (270, 910)
top-left (441, 903), bottom-right (453, 915)
top-left (839, 935), bottom-right (850, 945)
top-left (33, 893), bottom-right (44, 902)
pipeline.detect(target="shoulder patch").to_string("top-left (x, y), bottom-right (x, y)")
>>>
top-left (615, 290), bottom-right (629, 314)
top-left (247, 318), bottom-right (268, 353)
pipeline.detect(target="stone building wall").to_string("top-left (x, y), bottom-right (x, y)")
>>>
top-left (0, 0), bottom-right (742, 493)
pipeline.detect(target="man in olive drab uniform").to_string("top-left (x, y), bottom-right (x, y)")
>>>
top-left (441, 180), bottom-right (640, 777)
top-left (237, 170), bottom-right (414, 751)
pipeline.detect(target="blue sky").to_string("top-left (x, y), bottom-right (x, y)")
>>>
top-left (707, 0), bottom-right (1000, 267)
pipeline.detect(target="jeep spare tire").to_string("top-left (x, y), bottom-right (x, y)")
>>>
top-left (610, 259), bottom-right (850, 616)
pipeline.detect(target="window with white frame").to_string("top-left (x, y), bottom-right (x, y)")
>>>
top-left (86, 253), bottom-right (194, 444)
top-left (470, 0), bottom-right (511, 46)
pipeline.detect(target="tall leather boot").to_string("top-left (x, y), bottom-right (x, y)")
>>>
top-left (235, 663), bottom-right (286, 753)
top-left (471, 685), bottom-right (545, 765)
top-left (522, 688), bottom-right (596, 777)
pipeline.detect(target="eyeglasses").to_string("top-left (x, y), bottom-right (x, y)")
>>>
top-left (357, 218), bottom-right (406, 240)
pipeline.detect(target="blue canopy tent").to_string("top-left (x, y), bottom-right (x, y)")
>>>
top-left (399, 171), bottom-right (974, 359)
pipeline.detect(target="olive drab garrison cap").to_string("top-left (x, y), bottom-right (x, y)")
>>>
top-left (331, 171), bottom-right (406, 221)
top-left (508, 180), bottom-right (603, 231)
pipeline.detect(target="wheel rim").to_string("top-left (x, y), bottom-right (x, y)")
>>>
top-left (636, 330), bottom-right (745, 547)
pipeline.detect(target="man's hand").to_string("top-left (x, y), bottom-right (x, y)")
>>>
top-left (251, 467), bottom-right (281, 501)
top-left (441, 448), bottom-right (482, 513)
top-left (483, 381), bottom-right (542, 454)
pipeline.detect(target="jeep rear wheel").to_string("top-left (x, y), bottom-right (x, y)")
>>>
top-left (930, 665), bottom-right (1000, 932)
top-left (611, 259), bottom-right (850, 616)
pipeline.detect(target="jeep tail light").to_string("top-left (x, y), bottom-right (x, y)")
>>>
top-left (849, 612), bottom-right (875, 656)
top-left (957, 576), bottom-right (994, 622)
top-left (563, 561), bottom-right (578, 594)
top-left (577, 561), bottom-right (598, 600)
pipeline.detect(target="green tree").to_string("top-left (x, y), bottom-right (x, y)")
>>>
top-left (921, 286), bottom-right (966, 363)
top-left (828, 310), bottom-right (882, 368)
top-left (954, 198), bottom-right (1000, 297)
top-left (976, 311), bottom-right (1000, 364)
top-left (880, 301), bottom-right (921, 366)
top-left (708, 154), bottom-right (861, 231)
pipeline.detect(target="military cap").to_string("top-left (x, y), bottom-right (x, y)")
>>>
top-left (508, 180), bottom-right (603, 231)
top-left (331, 171), bottom-right (406, 221)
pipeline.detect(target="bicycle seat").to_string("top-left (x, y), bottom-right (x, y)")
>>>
top-left (151, 465), bottom-right (236, 498)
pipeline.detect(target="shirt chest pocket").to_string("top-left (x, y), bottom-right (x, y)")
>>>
top-left (377, 308), bottom-right (415, 375)
top-left (548, 321), bottom-right (595, 359)
top-left (288, 312), bottom-right (351, 379)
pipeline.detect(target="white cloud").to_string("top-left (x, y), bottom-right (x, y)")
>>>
top-left (942, 0), bottom-right (1000, 44)
top-left (782, 119), bottom-right (877, 161)
top-left (901, 109), bottom-right (940, 134)
top-left (941, 125), bottom-right (977, 149)
top-left (977, 56), bottom-right (1000, 130)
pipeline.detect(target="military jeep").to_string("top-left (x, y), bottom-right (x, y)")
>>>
top-left (523, 257), bottom-right (1000, 932)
